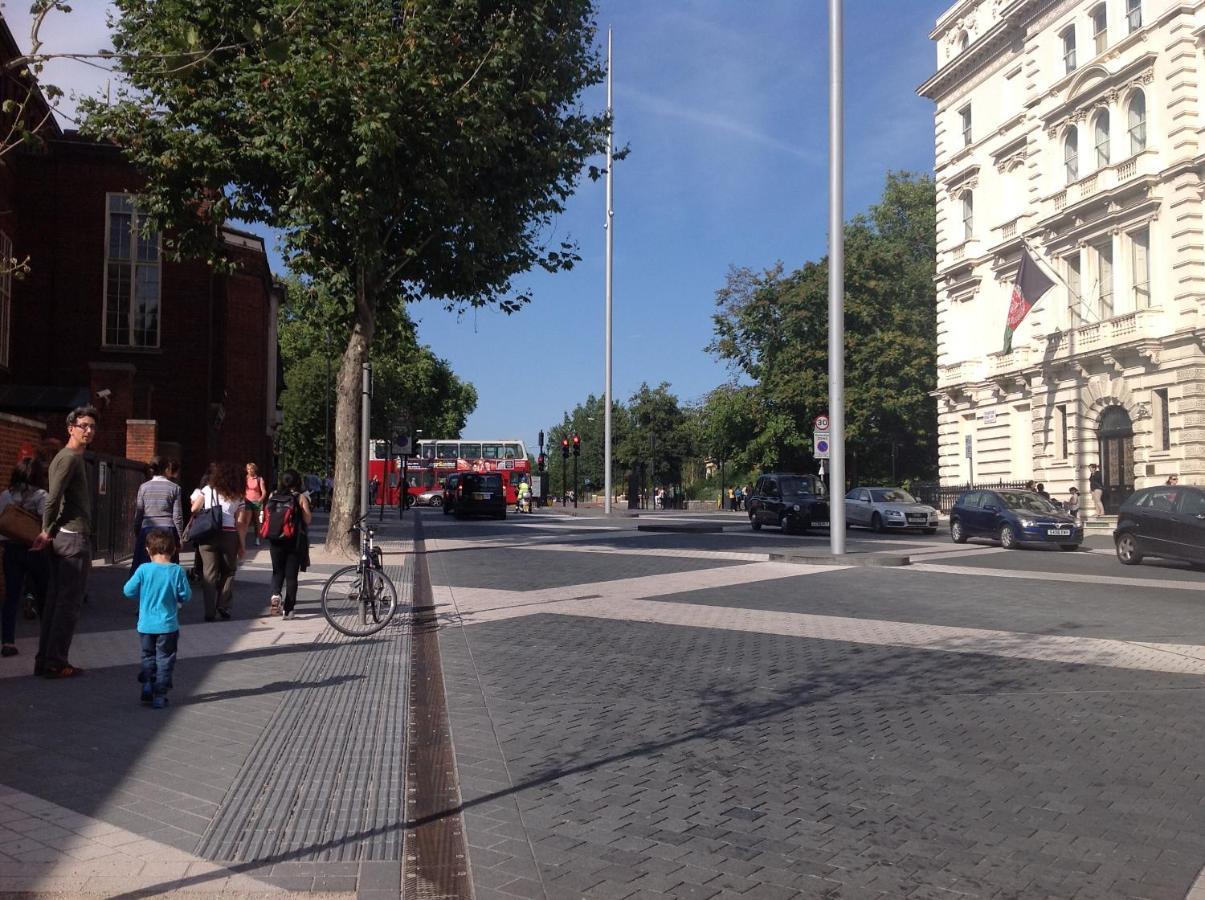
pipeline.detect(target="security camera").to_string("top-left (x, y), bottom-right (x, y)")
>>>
top-left (96, 388), bottom-right (112, 399)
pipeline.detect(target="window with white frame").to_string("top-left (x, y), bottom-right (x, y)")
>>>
top-left (959, 106), bottom-right (972, 147)
top-left (961, 191), bottom-right (973, 241)
top-left (1128, 91), bottom-right (1147, 154)
top-left (1064, 128), bottom-right (1079, 184)
top-left (1126, 0), bottom-right (1142, 33)
top-left (1061, 26), bottom-right (1077, 74)
top-left (1094, 110), bottom-right (1110, 169)
top-left (103, 194), bottom-right (161, 348)
top-left (1091, 4), bottom-right (1108, 54)
top-left (1065, 252), bottom-right (1082, 326)
top-left (1093, 239), bottom-right (1114, 319)
top-left (1129, 226), bottom-right (1150, 309)
top-left (0, 231), bottom-right (10, 368)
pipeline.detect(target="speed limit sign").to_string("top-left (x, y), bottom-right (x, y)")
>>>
top-left (813, 414), bottom-right (830, 431)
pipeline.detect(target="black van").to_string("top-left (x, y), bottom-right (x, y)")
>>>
top-left (444, 472), bottom-right (507, 519)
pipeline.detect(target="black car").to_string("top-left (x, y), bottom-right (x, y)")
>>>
top-left (747, 473), bottom-right (829, 534)
top-left (949, 489), bottom-right (1082, 550)
top-left (1114, 485), bottom-right (1205, 567)
top-left (443, 472), bottom-right (507, 519)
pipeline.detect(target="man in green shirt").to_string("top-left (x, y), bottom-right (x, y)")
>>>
top-left (32, 405), bottom-right (98, 678)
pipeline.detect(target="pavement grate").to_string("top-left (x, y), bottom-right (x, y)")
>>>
top-left (195, 542), bottom-right (414, 864)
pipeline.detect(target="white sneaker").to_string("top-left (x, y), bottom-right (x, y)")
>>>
top-left (269, 594), bottom-right (282, 616)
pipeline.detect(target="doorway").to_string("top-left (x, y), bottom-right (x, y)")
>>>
top-left (1097, 405), bottom-right (1134, 513)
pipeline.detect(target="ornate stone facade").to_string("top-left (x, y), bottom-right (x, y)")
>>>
top-left (919, 0), bottom-right (1203, 510)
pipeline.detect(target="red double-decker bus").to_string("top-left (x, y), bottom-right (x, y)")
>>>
top-left (369, 438), bottom-right (530, 507)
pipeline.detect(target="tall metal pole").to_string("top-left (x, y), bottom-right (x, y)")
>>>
top-left (603, 27), bottom-right (615, 516)
top-left (324, 332), bottom-right (332, 479)
top-left (828, 0), bottom-right (847, 553)
top-left (360, 362), bottom-right (371, 530)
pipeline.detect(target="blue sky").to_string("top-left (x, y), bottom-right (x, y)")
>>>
top-left (8, 0), bottom-right (952, 456)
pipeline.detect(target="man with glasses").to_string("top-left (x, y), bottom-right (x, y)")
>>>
top-left (31, 406), bottom-right (98, 679)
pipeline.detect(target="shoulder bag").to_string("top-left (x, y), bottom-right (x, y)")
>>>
top-left (0, 501), bottom-right (40, 544)
top-left (185, 488), bottom-right (223, 545)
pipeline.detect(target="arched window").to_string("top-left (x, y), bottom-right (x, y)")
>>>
top-left (1094, 110), bottom-right (1110, 169)
top-left (961, 191), bottom-right (974, 241)
top-left (1061, 26), bottom-right (1077, 74)
top-left (1128, 91), bottom-right (1147, 154)
top-left (1064, 128), bottom-right (1079, 184)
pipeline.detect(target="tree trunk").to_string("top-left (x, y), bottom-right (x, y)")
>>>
top-left (325, 264), bottom-right (377, 558)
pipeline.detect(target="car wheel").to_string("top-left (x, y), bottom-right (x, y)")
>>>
top-left (999, 524), bottom-right (1018, 550)
top-left (1059, 544), bottom-right (1079, 552)
top-left (871, 513), bottom-right (884, 533)
top-left (749, 513), bottom-right (761, 531)
top-left (1116, 532), bottom-right (1143, 565)
top-left (950, 518), bottom-right (967, 544)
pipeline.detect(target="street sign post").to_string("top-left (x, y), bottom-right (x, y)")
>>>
top-left (814, 431), bottom-right (831, 459)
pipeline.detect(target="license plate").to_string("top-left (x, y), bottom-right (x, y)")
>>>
top-left (472, 492), bottom-right (491, 500)
top-left (813, 521), bottom-right (830, 527)
top-left (906, 515), bottom-right (927, 522)
top-left (1047, 528), bottom-right (1071, 536)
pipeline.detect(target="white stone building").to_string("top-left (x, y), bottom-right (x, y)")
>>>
top-left (918, 0), bottom-right (1199, 512)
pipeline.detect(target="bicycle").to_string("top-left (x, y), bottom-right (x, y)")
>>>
top-left (320, 515), bottom-right (399, 636)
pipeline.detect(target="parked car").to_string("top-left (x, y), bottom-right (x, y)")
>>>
top-left (949, 489), bottom-right (1082, 550)
top-left (844, 487), bottom-right (939, 534)
top-left (747, 473), bottom-right (829, 534)
top-left (1114, 484), bottom-right (1205, 567)
top-left (415, 487), bottom-right (444, 507)
top-left (443, 472), bottom-right (507, 519)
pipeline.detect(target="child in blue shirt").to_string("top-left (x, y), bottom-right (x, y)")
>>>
top-left (122, 527), bottom-right (191, 708)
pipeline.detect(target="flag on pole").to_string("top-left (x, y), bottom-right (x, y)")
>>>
top-left (1003, 247), bottom-right (1055, 353)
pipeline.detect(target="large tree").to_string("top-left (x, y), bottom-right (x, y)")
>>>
top-left (709, 172), bottom-right (938, 484)
top-left (82, 0), bottom-right (609, 552)
top-left (276, 280), bottom-right (477, 475)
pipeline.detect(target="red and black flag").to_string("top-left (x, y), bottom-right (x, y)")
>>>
top-left (1003, 247), bottom-right (1055, 353)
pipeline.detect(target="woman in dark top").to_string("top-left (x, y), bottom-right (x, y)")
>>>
top-left (131, 457), bottom-right (185, 571)
top-left (266, 469), bottom-right (312, 619)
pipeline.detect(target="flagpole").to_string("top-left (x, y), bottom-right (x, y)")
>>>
top-left (1020, 238), bottom-right (1100, 325)
top-left (603, 27), bottom-right (614, 516)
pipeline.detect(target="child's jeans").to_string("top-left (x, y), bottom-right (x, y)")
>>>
top-left (138, 631), bottom-right (179, 697)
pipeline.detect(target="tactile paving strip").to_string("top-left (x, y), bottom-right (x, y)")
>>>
top-left (196, 549), bottom-right (413, 863)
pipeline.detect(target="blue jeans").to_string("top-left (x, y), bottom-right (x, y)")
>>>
top-left (139, 631), bottom-right (179, 697)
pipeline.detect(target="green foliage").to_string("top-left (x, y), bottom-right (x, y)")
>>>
top-left (708, 172), bottom-right (938, 484)
top-left (275, 278), bottom-right (477, 474)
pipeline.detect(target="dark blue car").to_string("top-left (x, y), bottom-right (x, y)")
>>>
top-left (950, 489), bottom-right (1083, 550)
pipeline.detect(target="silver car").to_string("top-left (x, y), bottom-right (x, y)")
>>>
top-left (844, 487), bottom-right (939, 533)
top-left (415, 488), bottom-right (444, 507)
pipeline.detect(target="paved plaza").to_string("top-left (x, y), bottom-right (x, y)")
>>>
top-left (2, 509), bottom-right (1205, 897)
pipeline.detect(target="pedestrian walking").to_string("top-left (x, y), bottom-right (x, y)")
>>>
top-left (123, 527), bottom-right (191, 708)
top-left (1089, 463), bottom-right (1105, 517)
top-left (31, 405), bottom-right (99, 679)
top-left (131, 457), bottom-right (184, 572)
top-left (264, 469), bottom-right (312, 619)
top-left (727, 487), bottom-right (736, 511)
top-left (369, 475), bottom-right (380, 506)
top-left (1067, 487), bottom-right (1081, 524)
top-left (189, 461), bottom-right (250, 622)
top-left (245, 463), bottom-right (267, 546)
top-left (0, 459), bottom-right (49, 657)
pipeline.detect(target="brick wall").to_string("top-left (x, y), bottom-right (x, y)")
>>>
top-left (126, 419), bottom-right (157, 463)
top-left (0, 413), bottom-right (46, 490)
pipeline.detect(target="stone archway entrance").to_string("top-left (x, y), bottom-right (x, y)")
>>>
top-left (1097, 405), bottom-right (1134, 513)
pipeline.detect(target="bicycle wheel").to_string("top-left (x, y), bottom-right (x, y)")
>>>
top-left (320, 563), bottom-right (399, 637)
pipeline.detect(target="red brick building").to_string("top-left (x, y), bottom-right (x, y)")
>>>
top-left (0, 18), bottom-right (282, 491)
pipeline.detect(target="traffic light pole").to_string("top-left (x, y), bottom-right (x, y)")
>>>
top-left (573, 454), bottom-right (579, 509)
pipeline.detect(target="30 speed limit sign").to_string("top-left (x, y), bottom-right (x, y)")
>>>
top-left (813, 414), bottom-right (830, 431)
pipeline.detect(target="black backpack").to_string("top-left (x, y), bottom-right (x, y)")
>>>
top-left (260, 491), bottom-right (301, 543)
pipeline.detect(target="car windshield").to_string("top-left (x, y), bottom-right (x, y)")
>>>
top-left (998, 491), bottom-right (1059, 513)
top-left (870, 489), bottom-right (916, 503)
top-left (779, 476), bottom-right (825, 497)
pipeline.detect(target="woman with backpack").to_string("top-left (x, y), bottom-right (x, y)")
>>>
top-left (0, 459), bottom-right (50, 657)
top-left (189, 461), bottom-right (250, 621)
top-left (264, 469), bottom-right (312, 619)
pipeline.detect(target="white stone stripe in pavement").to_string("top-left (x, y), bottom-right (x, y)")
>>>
top-left (910, 561), bottom-right (1205, 593)
top-left (431, 555), bottom-right (1205, 676)
top-left (0, 785), bottom-right (304, 896)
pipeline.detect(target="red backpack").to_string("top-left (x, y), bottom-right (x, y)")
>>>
top-left (259, 491), bottom-right (300, 543)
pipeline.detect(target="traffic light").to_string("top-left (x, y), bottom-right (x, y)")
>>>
top-left (537, 453), bottom-right (546, 472)
top-left (561, 438), bottom-right (569, 459)
top-left (572, 434), bottom-right (580, 456)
